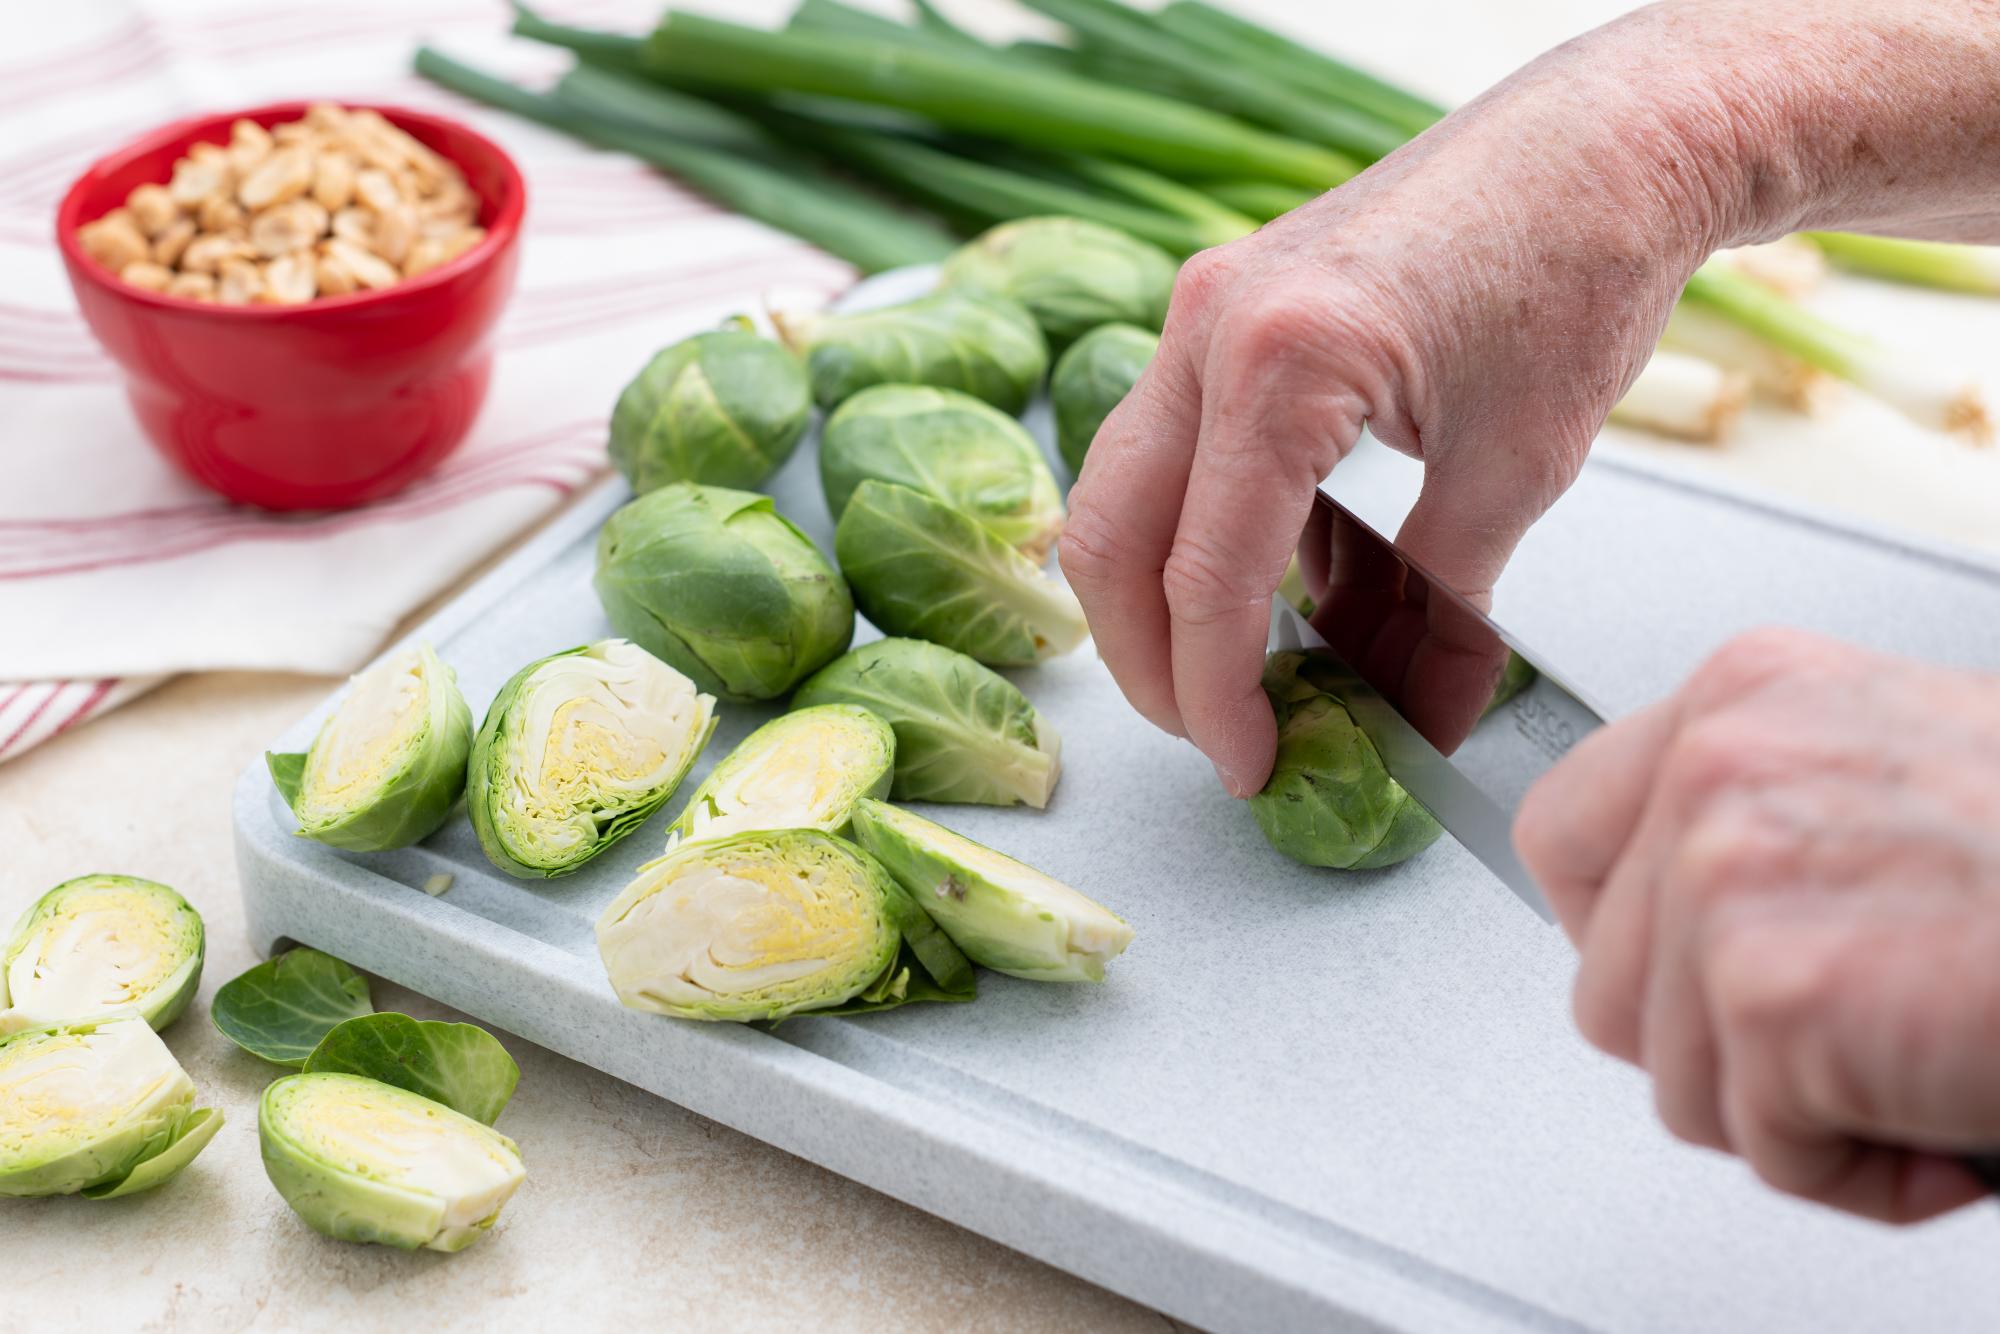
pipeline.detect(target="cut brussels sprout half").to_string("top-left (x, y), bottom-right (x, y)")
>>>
top-left (594, 483), bottom-right (855, 701)
top-left (820, 384), bottom-right (1065, 561)
top-left (777, 287), bottom-right (1049, 414)
top-left (609, 324), bottom-right (812, 493)
top-left (849, 799), bottom-right (1132, 983)
top-left (791, 639), bottom-right (1061, 808)
top-left (259, 1072), bottom-right (525, 1253)
top-left (941, 217), bottom-right (1176, 351)
top-left (665, 704), bottom-right (894, 848)
top-left (1051, 322), bottom-right (1158, 474)
top-left (1250, 651), bottom-right (1443, 870)
top-left (468, 640), bottom-right (717, 878)
top-left (0, 1016), bottom-right (222, 1198)
top-left (268, 644), bottom-right (473, 852)
top-left (835, 481), bottom-right (1088, 668)
top-left (0, 875), bottom-right (203, 1035)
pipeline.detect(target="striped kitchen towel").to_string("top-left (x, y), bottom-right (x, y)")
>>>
top-left (0, 0), bottom-right (851, 763)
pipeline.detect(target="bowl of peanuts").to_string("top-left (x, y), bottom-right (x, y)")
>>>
top-left (57, 101), bottom-right (525, 509)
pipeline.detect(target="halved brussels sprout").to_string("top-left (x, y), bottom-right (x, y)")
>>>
top-left (1, 875), bottom-right (203, 1035)
top-left (820, 384), bottom-right (1065, 561)
top-left (609, 324), bottom-right (812, 493)
top-left (594, 483), bottom-right (855, 701)
top-left (664, 704), bottom-right (894, 847)
top-left (467, 640), bottom-right (717, 878)
top-left (791, 639), bottom-right (1061, 808)
top-left (778, 287), bottom-right (1048, 414)
top-left (0, 1016), bottom-right (222, 1198)
top-left (259, 1072), bottom-right (525, 1252)
top-left (941, 217), bottom-right (1176, 351)
top-left (849, 799), bottom-right (1132, 982)
top-left (834, 481), bottom-right (1088, 668)
top-left (268, 644), bottom-right (473, 852)
top-left (1051, 322), bottom-right (1158, 474)
top-left (1250, 651), bottom-right (1443, 870)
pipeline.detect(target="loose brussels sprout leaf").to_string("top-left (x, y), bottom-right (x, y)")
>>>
top-left (305, 1014), bottom-right (520, 1126)
top-left (82, 1106), bottom-right (224, 1200)
top-left (594, 483), bottom-right (855, 701)
top-left (779, 287), bottom-right (1049, 414)
top-left (792, 639), bottom-right (1061, 809)
top-left (1249, 651), bottom-right (1444, 870)
top-left (849, 799), bottom-right (1133, 982)
top-left (211, 946), bottom-right (373, 1068)
top-left (835, 481), bottom-right (1088, 668)
top-left (941, 217), bottom-right (1176, 351)
top-left (260, 1072), bottom-right (526, 1253)
top-left (0, 874), bottom-right (204, 1035)
top-left (268, 644), bottom-right (474, 852)
top-left (665, 704), bottom-right (894, 847)
top-left (1051, 322), bottom-right (1158, 474)
top-left (0, 1016), bottom-right (219, 1198)
top-left (468, 639), bottom-right (718, 878)
top-left (598, 829), bottom-right (920, 1022)
top-left (609, 326), bottom-right (812, 493)
top-left (820, 384), bottom-right (1065, 561)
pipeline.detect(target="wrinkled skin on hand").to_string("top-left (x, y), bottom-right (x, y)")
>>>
top-left (1517, 628), bottom-right (2000, 1223)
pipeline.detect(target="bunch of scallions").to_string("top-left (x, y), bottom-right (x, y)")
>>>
top-left (416, 0), bottom-right (1996, 446)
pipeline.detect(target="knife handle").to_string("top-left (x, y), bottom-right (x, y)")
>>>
top-left (1965, 1153), bottom-right (2000, 1196)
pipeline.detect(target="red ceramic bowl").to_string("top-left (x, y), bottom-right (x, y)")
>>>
top-left (56, 101), bottom-right (526, 510)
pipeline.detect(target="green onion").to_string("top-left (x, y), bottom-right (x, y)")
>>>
top-left (1031, 154), bottom-right (1258, 241)
top-left (1805, 232), bottom-right (2000, 296)
top-left (911, 0), bottom-right (990, 48)
top-left (508, 2), bottom-right (644, 70)
top-left (1203, 179), bottom-right (1319, 222)
top-left (553, 62), bottom-right (770, 156)
top-left (1608, 350), bottom-right (1746, 443)
top-left (786, 0), bottom-right (1000, 59)
top-left (1661, 302), bottom-right (1830, 412)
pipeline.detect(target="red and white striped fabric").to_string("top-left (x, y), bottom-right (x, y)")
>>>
top-left (1, 0), bottom-right (850, 764)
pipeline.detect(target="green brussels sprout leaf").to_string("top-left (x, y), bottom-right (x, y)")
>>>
top-left (664, 704), bottom-right (894, 847)
top-left (305, 1013), bottom-right (520, 1126)
top-left (778, 287), bottom-right (1049, 414)
top-left (1, 874), bottom-right (205, 1034)
top-left (609, 326), bottom-right (812, 493)
top-left (941, 216), bottom-right (1176, 351)
top-left (211, 946), bottom-right (373, 1068)
top-left (80, 1106), bottom-right (224, 1200)
top-left (1051, 322), bottom-right (1157, 474)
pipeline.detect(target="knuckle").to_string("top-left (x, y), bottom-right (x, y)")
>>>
top-left (1657, 716), bottom-right (1764, 807)
top-left (1168, 244), bottom-right (1241, 318)
top-left (1056, 504), bottom-right (1129, 593)
top-left (1161, 535), bottom-right (1265, 628)
top-left (1685, 627), bottom-right (1835, 712)
top-left (1705, 915), bottom-right (1841, 1047)
top-left (1668, 804), bottom-right (1802, 908)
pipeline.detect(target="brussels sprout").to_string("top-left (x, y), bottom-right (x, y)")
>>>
top-left (259, 1072), bottom-right (525, 1252)
top-left (594, 483), bottom-right (855, 701)
top-left (468, 640), bottom-right (718, 878)
top-left (597, 828), bottom-right (973, 1022)
top-left (835, 481), bottom-right (1088, 668)
top-left (304, 1014), bottom-right (519, 1126)
top-left (0, 1016), bottom-right (222, 1198)
top-left (778, 287), bottom-right (1048, 414)
top-left (665, 704), bottom-right (894, 848)
top-left (792, 639), bottom-right (1061, 808)
top-left (849, 799), bottom-right (1133, 982)
top-left (1051, 322), bottom-right (1158, 474)
top-left (941, 217), bottom-right (1176, 351)
top-left (267, 644), bottom-right (473, 852)
top-left (0, 875), bottom-right (203, 1035)
top-left (1250, 651), bottom-right (1443, 870)
top-left (820, 384), bottom-right (1065, 561)
top-left (609, 324), bottom-right (812, 493)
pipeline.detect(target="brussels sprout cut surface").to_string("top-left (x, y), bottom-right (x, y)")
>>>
top-left (468, 640), bottom-right (718, 878)
top-left (267, 644), bottom-right (474, 853)
top-left (594, 483), bottom-right (855, 701)
top-left (609, 326), bottom-right (812, 493)
top-left (941, 217), bottom-right (1177, 351)
top-left (1250, 651), bottom-right (1444, 870)
top-left (792, 639), bottom-right (1061, 808)
top-left (0, 1016), bottom-right (221, 1198)
top-left (849, 800), bottom-right (1132, 982)
top-left (259, 1072), bottom-right (525, 1252)
top-left (665, 704), bottom-right (894, 847)
top-left (1051, 322), bottom-right (1158, 474)
top-left (782, 287), bottom-right (1049, 414)
top-left (835, 481), bottom-right (1088, 667)
top-left (0, 875), bottom-right (204, 1035)
top-left (820, 384), bottom-right (1065, 561)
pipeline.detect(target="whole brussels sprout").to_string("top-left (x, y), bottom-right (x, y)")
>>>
top-left (595, 483), bottom-right (854, 701)
top-left (778, 287), bottom-right (1048, 414)
top-left (1, 875), bottom-right (204, 1035)
top-left (608, 324), bottom-right (811, 493)
top-left (1250, 651), bottom-right (1442, 870)
top-left (835, 481), bottom-right (1087, 668)
top-left (267, 643), bottom-right (473, 852)
top-left (821, 384), bottom-right (1065, 561)
top-left (664, 704), bottom-right (894, 848)
top-left (791, 638), bottom-right (1061, 808)
top-left (1051, 322), bottom-right (1158, 474)
top-left (941, 216), bottom-right (1176, 351)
